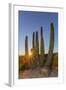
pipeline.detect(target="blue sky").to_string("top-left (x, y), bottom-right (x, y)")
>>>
top-left (18, 11), bottom-right (58, 55)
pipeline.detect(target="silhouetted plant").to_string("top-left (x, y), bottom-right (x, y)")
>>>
top-left (45, 23), bottom-right (54, 73)
top-left (40, 26), bottom-right (45, 67)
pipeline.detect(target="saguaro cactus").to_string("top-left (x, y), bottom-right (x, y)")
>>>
top-left (40, 26), bottom-right (45, 55)
top-left (40, 26), bottom-right (45, 67)
top-left (25, 36), bottom-right (28, 55)
top-left (36, 31), bottom-right (39, 54)
top-left (32, 32), bottom-right (35, 48)
top-left (46, 23), bottom-right (54, 67)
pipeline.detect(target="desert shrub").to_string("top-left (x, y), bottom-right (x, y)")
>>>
top-left (19, 64), bottom-right (26, 71)
top-left (52, 54), bottom-right (58, 70)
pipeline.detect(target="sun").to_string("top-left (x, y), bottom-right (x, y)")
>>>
top-left (29, 51), bottom-right (32, 56)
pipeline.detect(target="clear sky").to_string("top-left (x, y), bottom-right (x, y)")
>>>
top-left (18, 11), bottom-right (58, 55)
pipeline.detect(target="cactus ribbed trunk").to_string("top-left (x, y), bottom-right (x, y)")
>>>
top-left (40, 26), bottom-right (45, 67)
top-left (45, 23), bottom-right (54, 67)
top-left (32, 32), bottom-right (35, 48)
top-left (25, 36), bottom-right (28, 55)
top-left (40, 26), bottom-right (45, 55)
top-left (36, 31), bottom-right (39, 54)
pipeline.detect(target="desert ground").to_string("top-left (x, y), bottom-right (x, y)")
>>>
top-left (19, 53), bottom-right (58, 79)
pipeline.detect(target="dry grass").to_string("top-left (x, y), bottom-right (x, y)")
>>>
top-left (19, 53), bottom-right (58, 79)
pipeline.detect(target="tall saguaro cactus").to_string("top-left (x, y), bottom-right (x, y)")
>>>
top-left (40, 26), bottom-right (45, 67)
top-left (45, 23), bottom-right (54, 67)
top-left (36, 31), bottom-right (39, 54)
top-left (40, 26), bottom-right (45, 55)
top-left (25, 36), bottom-right (28, 55)
top-left (32, 32), bottom-right (35, 48)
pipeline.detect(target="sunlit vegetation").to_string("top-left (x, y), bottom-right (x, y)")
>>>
top-left (19, 23), bottom-right (58, 79)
